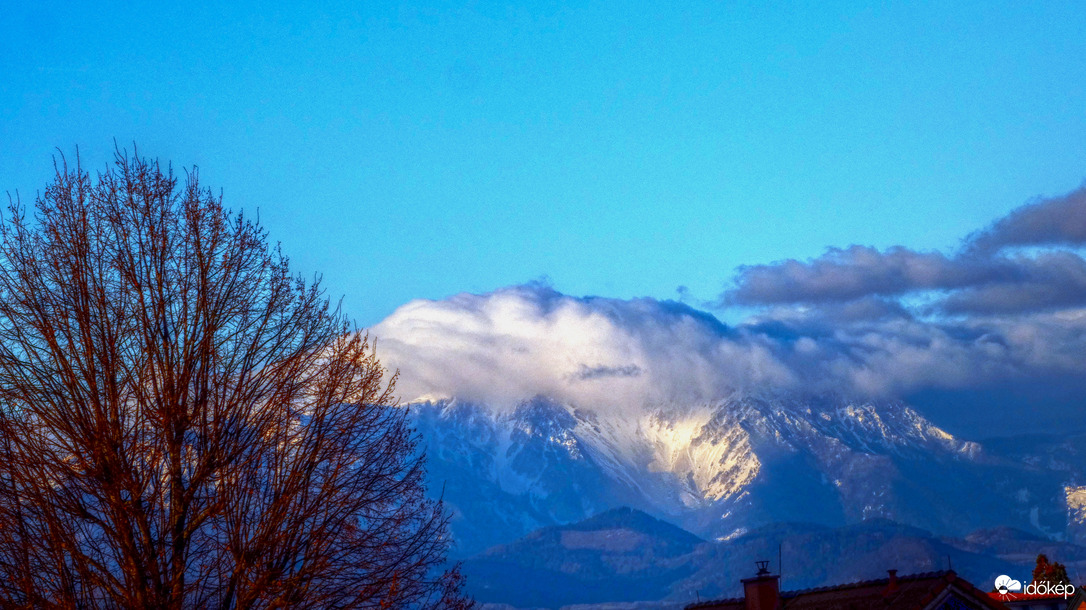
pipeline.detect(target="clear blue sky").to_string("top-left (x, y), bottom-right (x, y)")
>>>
top-left (3, 1), bottom-right (1085, 326)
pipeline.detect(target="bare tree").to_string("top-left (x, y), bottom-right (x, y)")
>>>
top-left (0, 149), bottom-right (471, 609)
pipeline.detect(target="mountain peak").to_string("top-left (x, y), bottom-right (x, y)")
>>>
top-left (409, 393), bottom-right (1072, 558)
top-left (569, 507), bottom-right (705, 545)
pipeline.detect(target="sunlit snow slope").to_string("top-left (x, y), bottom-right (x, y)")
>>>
top-left (408, 392), bottom-right (1077, 557)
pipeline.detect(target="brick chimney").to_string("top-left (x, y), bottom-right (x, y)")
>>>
top-left (742, 561), bottom-right (781, 610)
top-left (882, 569), bottom-right (899, 597)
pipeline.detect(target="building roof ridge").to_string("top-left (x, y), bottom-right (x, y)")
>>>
top-left (687, 570), bottom-right (959, 609)
top-left (779, 570), bottom-right (955, 597)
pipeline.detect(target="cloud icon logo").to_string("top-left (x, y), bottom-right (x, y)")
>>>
top-left (995, 575), bottom-right (1022, 595)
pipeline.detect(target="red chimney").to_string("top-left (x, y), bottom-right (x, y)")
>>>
top-left (743, 561), bottom-right (781, 610)
top-left (883, 570), bottom-right (899, 597)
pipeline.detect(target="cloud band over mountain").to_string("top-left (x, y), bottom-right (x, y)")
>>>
top-left (373, 185), bottom-right (1086, 434)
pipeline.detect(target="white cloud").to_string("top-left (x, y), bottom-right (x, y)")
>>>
top-left (371, 285), bottom-right (1086, 414)
top-left (372, 285), bottom-right (794, 411)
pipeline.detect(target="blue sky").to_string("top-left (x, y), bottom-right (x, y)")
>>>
top-left (3, 1), bottom-right (1085, 327)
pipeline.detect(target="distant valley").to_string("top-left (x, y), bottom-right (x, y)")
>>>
top-left (462, 507), bottom-right (1086, 609)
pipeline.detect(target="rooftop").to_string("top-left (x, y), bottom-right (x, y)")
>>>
top-left (687, 570), bottom-right (1008, 610)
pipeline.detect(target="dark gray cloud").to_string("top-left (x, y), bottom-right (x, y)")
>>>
top-left (723, 185), bottom-right (1086, 315)
top-left (726, 246), bottom-right (977, 305)
top-left (969, 185), bottom-right (1086, 252)
top-left (570, 364), bottom-right (644, 381)
top-left (941, 252), bottom-right (1086, 314)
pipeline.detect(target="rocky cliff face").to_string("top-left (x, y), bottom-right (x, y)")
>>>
top-left (1066, 486), bottom-right (1086, 545)
top-left (410, 393), bottom-right (1082, 556)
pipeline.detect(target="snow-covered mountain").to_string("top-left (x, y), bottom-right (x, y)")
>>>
top-left (409, 393), bottom-right (1083, 557)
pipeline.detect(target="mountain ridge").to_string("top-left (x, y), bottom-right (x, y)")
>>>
top-left (467, 507), bottom-right (1086, 609)
top-left (411, 392), bottom-right (1083, 557)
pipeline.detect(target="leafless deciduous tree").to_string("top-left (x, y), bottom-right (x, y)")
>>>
top-left (0, 149), bottom-right (471, 609)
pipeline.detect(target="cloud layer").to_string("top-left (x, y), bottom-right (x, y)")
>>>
top-left (970, 187), bottom-right (1086, 252)
top-left (373, 287), bottom-right (1086, 414)
top-left (724, 186), bottom-right (1086, 316)
top-left (372, 185), bottom-right (1086, 433)
top-left (373, 286), bottom-right (797, 410)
